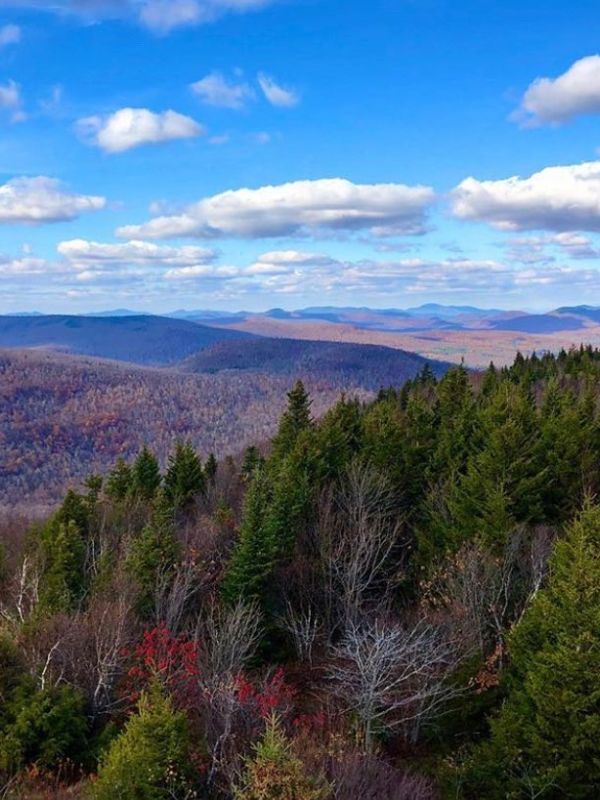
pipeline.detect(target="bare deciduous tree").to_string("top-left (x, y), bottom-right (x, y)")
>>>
top-left (195, 599), bottom-right (263, 792)
top-left (328, 618), bottom-right (462, 750)
top-left (318, 463), bottom-right (404, 635)
top-left (279, 602), bottom-right (322, 666)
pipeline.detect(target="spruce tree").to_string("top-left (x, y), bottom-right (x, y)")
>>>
top-left (93, 684), bottom-right (196, 800)
top-left (106, 457), bottom-right (133, 501)
top-left (235, 714), bottom-right (329, 800)
top-left (127, 499), bottom-right (179, 616)
top-left (241, 446), bottom-right (264, 481)
top-left (163, 441), bottom-right (205, 508)
top-left (447, 382), bottom-right (546, 550)
top-left (272, 380), bottom-right (312, 459)
top-left (466, 503), bottom-right (600, 798)
top-left (132, 446), bottom-right (161, 500)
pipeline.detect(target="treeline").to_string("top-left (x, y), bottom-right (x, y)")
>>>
top-left (2, 345), bottom-right (600, 797)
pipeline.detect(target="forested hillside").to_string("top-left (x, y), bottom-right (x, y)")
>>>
top-left (1, 346), bottom-right (600, 798)
top-left (0, 315), bottom-right (252, 366)
top-left (183, 336), bottom-right (444, 387)
top-left (0, 344), bottom-right (445, 509)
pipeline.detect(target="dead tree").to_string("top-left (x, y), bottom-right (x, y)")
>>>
top-left (328, 618), bottom-right (462, 750)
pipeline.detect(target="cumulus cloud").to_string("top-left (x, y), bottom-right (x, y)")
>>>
top-left (0, 24), bottom-right (20, 47)
top-left (77, 107), bottom-right (204, 153)
top-left (516, 55), bottom-right (600, 125)
top-left (57, 239), bottom-right (218, 267)
top-left (117, 177), bottom-right (436, 240)
top-left (191, 71), bottom-right (254, 109)
top-left (451, 161), bottom-right (600, 232)
top-left (257, 72), bottom-right (299, 107)
top-left (164, 264), bottom-right (241, 280)
top-left (0, 177), bottom-right (106, 224)
top-left (0, 0), bottom-right (276, 33)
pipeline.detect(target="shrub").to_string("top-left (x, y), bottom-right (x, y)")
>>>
top-left (235, 713), bottom-right (329, 800)
top-left (92, 683), bottom-right (200, 800)
top-left (0, 684), bottom-right (89, 774)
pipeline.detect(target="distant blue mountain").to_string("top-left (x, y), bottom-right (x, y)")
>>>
top-left (0, 314), bottom-right (253, 366)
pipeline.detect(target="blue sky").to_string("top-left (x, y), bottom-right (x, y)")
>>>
top-left (2, 0), bottom-right (600, 312)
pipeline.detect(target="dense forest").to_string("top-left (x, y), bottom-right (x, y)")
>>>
top-left (2, 345), bottom-right (600, 798)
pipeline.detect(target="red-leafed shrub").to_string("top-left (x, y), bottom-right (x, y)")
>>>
top-left (234, 667), bottom-right (296, 721)
top-left (124, 623), bottom-right (200, 709)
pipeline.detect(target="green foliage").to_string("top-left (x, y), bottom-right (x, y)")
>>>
top-left (163, 440), bottom-right (205, 508)
top-left (36, 489), bottom-right (91, 613)
top-left (223, 436), bottom-right (314, 610)
top-left (242, 445), bottom-right (264, 481)
top-left (464, 503), bottom-right (600, 798)
top-left (0, 683), bottom-right (89, 775)
top-left (132, 446), bottom-right (162, 500)
top-left (272, 380), bottom-right (313, 460)
top-left (106, 457), bottom-right (133, 501)
top-left (235, 714), bottom-right (329, 800)
top-left (92, 684), bottom-right (197, 800)
top-left (127, 501), bottom-right (179, 616)
top-left (442, 383), bottom-right (546, 553)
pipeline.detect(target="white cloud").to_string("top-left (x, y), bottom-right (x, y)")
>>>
top-left (0, 79), bottom-right (25, 123)
top-left (164, 264), bottom-right (241, 280)
top-left (516, 55), bottom-right (600, 125)
top-left (0, 23), bottom-right (20, 47)
top-left (57, 239), bottom-right (218, 267)
top-left (191, 71), bottom-right (254, 109)
top-left (257, 72), bottom-right (299, 107)
top-left (551, 232), bottom-right (600, 259)
top-left (77, 107), bottom-right (204, 153)
top-left (117, 177), bottom-right (436, 240)
top-left (0, 0), bottom-right (276, 34)
top-left (0, 177), bottom-right (106, 224)
top-left (451, 161), bottom-right (600, 232)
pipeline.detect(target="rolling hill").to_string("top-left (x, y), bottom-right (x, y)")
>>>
top-left (0, 341), bottom-right (449, 509)
top-left (182, 336), bottom-right (448, 387)
top-left (0, 314), bottom-right (253, 366)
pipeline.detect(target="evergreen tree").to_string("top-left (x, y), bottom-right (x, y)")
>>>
top-left (106, 458), bottom-right (133, 501)
top-left (223, 438), bottom-right (314, 609)
top-left (132, 446), bottom-right (161, 500)
top-left (272, 380), bottom-right (313, 459)
top-left (163, 441), bottom-right (205, 508)
top-left (235, 714), bottom-right (329, 800)
top-left (466, 503), bottom-right (600, 798)
top-left (242, 446), bottom-right (264, 481)
top-left (205, 452), bottom-right (218, 484)
top-left (447, 383), bottom-right (546, 551)
top-left (93, 684), bottom-right (197, 800)
top-left (127, 500), bottom-right (179, 616)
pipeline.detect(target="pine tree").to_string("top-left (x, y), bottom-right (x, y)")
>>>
top-left (132, 446), bottom-right (161, 500)
top-left (272, 381), bottom-right (313, 459)
top-left (106, 458), bottom-right (133, 501)
top-left (221, 468), bottom-right (272, 604)
top-left (235, 714), bottom-right (329, 800)
top-left (466, 503), bottom-right (600, 798)
top-left (36, 490), bottom-right (90, 614)
top-left (93, 683), bottom-right (197, 800)
top-left (447, 382), bottom-right (547, 550)
top-left (242, 446), bottom-right (264, 481)
top-left (163, 441), bottom-right (205, 508)
top-left (127, 499), bottom-right (179, 616)
top-left (223, 441), bottom-right (314, 609)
